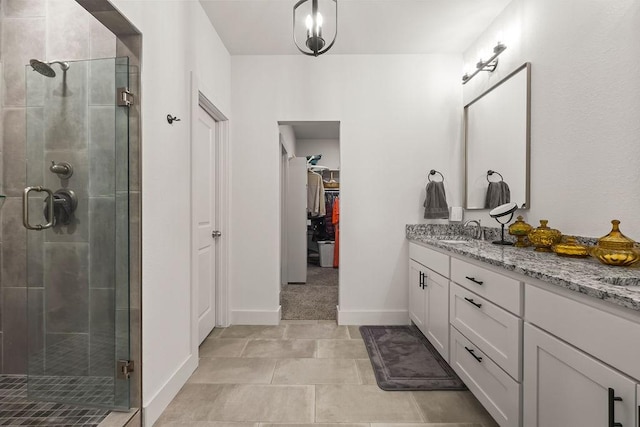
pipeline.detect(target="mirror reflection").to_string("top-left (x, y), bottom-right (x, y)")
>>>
top-left (465, 62), bottom-right (531, 210)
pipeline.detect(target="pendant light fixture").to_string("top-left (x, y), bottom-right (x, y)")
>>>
top-left (293, 0), bottom-right (337, 57)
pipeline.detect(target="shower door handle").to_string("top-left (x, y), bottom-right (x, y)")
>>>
top-left (23, 186), bottom-right (55, 230)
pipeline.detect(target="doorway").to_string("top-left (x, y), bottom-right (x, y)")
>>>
top-left (278, 121), bottom-right (340, 320)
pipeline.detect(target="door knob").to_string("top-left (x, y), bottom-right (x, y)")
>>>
top-left (211, 230), bottom-right (222, 238)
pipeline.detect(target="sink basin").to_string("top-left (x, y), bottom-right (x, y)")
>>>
top-left (598, 276), bottom-right (640, 286)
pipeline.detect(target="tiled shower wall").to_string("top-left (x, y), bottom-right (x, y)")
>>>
top-left (0, 0), bottom-right (118, 374)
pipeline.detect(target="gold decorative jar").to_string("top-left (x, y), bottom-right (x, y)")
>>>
top-left (508, 216), bottom-right (532, 247)
top-left (590, 220), bottom-right (640, 267)
top-left (552, 236), bottom-right (590, 258)
top-left (528, 220), bottom-right (562, 252)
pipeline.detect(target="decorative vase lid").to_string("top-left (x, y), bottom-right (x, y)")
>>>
top-left (508, 215), bottom-right (532, 236)
top-left (529, 220), bottom-right (560, 235)
top-left (596, 220), bottom-right (636, 250)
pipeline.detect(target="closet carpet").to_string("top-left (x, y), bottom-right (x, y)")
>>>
top-left (281, 263), bottom-right (338, 320)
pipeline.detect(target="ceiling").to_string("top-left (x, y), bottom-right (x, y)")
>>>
top-left (199, 0), bottom-right (512, 55)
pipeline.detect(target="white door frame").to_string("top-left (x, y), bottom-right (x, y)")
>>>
top-left (190, 73), bottom-right (230, 356)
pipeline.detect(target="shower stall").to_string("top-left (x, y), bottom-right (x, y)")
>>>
top-left (21, 56), bottom-right (132, 410)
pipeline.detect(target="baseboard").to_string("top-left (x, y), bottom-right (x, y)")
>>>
top-left (231, 306), bottom-right (281, 325)
top-left (142, 354), bottom-right (198, 427)
top-left (337, 306), bottom-right (409, 325)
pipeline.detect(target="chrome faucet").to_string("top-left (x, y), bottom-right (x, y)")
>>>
top-left (463, 219), bottom-right (485, 240)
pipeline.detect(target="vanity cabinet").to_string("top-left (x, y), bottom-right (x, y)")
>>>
top-left (408, 236), bottom-right (640, 427)
top-left (408, 243), bottom-right (450, 360)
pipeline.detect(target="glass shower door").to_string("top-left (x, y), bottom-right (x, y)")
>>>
top-left (24, 57), bottom-right (131, 409)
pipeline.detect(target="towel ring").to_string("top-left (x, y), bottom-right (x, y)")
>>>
top-left (486, 170), bottom-right (504, 182)
top-left (428, 169), bottom-right (444, 183)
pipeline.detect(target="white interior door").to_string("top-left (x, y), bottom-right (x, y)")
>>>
top-left (194, 105), bottom-right (218, 344)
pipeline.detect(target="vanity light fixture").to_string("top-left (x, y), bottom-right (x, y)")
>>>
top-left (462, 42), bottom-right (507, 84)
top-left (293, 0), bottom-right (337, 57)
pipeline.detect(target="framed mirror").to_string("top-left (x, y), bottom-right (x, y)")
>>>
top-left (464, 62), bottom-right (531, 210)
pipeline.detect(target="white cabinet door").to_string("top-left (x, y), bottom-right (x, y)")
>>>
top-left (637, 384), bottom-right (639, 427)
top-left (408, 259), bottom-right (426, 332)
top-left (524, 323), bottom-right (636, 427)
top-left (424, 269), bottom-right (449, 361)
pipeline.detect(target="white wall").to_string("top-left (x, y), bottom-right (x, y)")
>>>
top-left (296, 138), bottom-right (340, 170)
top-left (278, 124), bottom-right (297, 157)
top-left (106, 1), bottom-right (231, 425)
top-left (231, 54), bottom-right (461, 325)
top-left (460, 0), bottom-right (640, 238)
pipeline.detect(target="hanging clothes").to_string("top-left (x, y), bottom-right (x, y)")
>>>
top-left (307, 170), bottom-right (326, 217)
top-left (324, 191), bottom-right (339, 240)
top-left (332, 197), bottom-right (340, 268)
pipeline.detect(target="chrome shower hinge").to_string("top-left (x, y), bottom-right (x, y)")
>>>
top-left (118, 87), bottom-right (134, 107)
top-left (117, 359), bottom-right (134, 379)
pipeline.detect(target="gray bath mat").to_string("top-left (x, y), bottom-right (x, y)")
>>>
top-left (360, 325), bottom-right (467, 391)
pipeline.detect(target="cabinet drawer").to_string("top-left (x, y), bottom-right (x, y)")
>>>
top-left (450, 327), bottom-right (520, 427)
top-left (451, 258), bottom-right (522, 315)
top-left (450, 282), bottom-right (522, 380)
top-left (525, 283), bottom-right (640, 381)
top-left (409, 243), bottom-right (449, 278)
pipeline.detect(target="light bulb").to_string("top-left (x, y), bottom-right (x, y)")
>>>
top-left (305, 14), bottom-right (313, 31)
top-left (315, 12), bottom-right (323, 35)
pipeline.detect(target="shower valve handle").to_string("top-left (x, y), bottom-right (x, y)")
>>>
top-left (23, 186), bottom-right (55, 230)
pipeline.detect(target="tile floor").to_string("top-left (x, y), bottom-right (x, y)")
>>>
top-left (154, 321), bottom-right (499, 427)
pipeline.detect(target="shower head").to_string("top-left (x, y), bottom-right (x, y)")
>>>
top-left (29, 59), bottom-right (70, 78)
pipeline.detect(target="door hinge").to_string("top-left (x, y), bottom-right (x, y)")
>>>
top-left (117, 359), bottom-right (134, 379)
top-left (118, 87), bottom-right (134, 107)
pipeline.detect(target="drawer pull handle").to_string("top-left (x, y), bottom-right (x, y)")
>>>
top-left (608, 387), bottom-right (623, 427)
top-left (419, 272), bottom-right (427, 289)
top-left (464, 297), bottom-right (482, 309)
top-left (464, 346), bottom-right (482, 363)
top-left (465, 276), bottom-right (484, 285)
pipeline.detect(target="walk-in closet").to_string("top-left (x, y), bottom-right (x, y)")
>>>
top-left (279, 121), bottom-right (340, 320)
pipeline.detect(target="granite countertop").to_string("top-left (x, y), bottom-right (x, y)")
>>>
top-left (406, 224), bottom-right (640, 313)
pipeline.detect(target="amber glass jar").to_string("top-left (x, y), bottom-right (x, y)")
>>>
top-left (590, 220), bottom-right (640, 266)
top-left (508, 216), bottom-right (532, 248)
top-left (528, 220), bottom-right (562, 252)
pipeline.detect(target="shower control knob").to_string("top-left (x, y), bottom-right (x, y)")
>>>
top-left (211, 230), bottom-right (222, 238)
